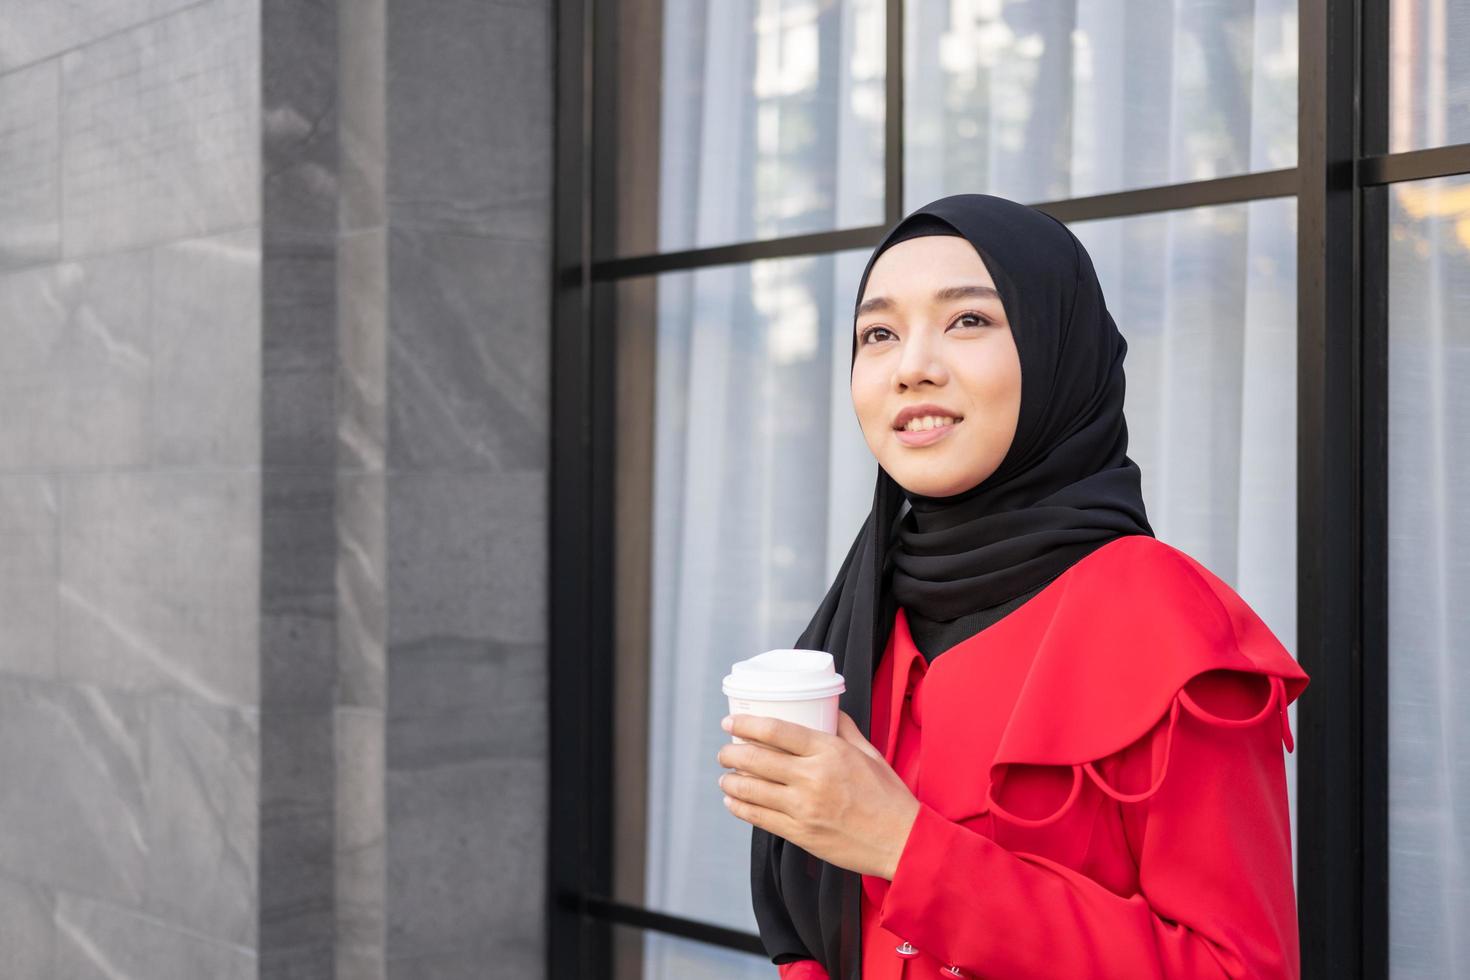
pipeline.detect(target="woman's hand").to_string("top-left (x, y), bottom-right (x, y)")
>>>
top-left (716, 710), bottom-right (920, 880)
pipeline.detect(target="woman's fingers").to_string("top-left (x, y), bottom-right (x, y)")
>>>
top-left (725, 714), bottom-right (823, 756)
top-left (720, 770), bottom-right (794, 814)
top-left (836, 710), bottom-right (887, 763)
top-left (717, 738), bottom-right (800, 784)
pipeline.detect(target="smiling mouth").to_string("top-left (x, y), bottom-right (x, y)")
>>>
top-left (893, 419), bottom-right (963, 448)
top-left (894, 416), bottom-right (963, 433)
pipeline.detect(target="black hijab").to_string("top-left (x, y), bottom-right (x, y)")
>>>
top-left (749, 194), bottom-right (1154, 978)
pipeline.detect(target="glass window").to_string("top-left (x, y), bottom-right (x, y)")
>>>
top-left (1390, 0), bottom-right (1470, 152)
top-left (904, 0), bottom-right (1298, 206)
top-left (1387, 174), bottom-right (1470, 974)
top-left (596, 0), bottom-right (886, 259)
top-left (612, 249), bottom-right (875, 939)
top-left (1071, 198), bottom-right (1301, 852)
top-left (614, 198), bottom-right (1301, 962)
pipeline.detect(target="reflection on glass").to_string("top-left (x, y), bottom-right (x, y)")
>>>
top-left (1387, 175), bottom-right (1470, 975)
top-left (599, 0), bottom-right (886, 258)
top-left (1072, 199), bottom-right (1300, 852)
top-left (904, 0), bottom-right (1298, 205)
top-left (1390, 0), bottom-right (1470, 152)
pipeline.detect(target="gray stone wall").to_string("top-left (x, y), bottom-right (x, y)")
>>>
top-left (378, 2), bottom-right (552, 976)
top-left (0, 0), bottom-right (553, 976)
top-left (0, 0), bottom-right (263, 976)
top-left (261, 0), bottom-right (341, 976)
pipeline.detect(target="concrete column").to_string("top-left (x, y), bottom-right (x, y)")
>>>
top-left (0, 0), bottom-right (553, 976)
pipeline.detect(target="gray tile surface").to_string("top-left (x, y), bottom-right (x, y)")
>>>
top-left (57, 470), bottom-right (261, 706)
top-left (337, 470), bottom-right (386, 711)
top-left (150, 228), bottom-right (262, 467)
top-left (0, 678), bottom-right (149, 907)
top-left (144, 696), bottom-right (260, 947)
top-left (60, 0), bottom-right (260, 256)
top-left (0, 476), bottom-right (59, 678)
top-left (0, 250), bottom-right (152, 470)
top-left (386, 230), bottom-right (551, 471)
top-left (386, 758), bottom-right (546, 966)
top-left (385, 0), bottom-right (551, 239)
top-left (388, 638), bottom-right (547, 771)
top-left (261, 467), bottom-right (339, 705)
top-left (386, 468), bottom-right (547, 648)
top-left (338, 228), bottom-right (387, 473)
top-left (263, 0), bottom-right (337, 242)
top-left (0, 59), bottom-right (61, 267)
top-left (54, 890), bottom-right (257, 980)
top-left (264, 253), bottom-right (338, 468)
top-left (388, 941), bottom-right (543, 980)
top-left (259, 710), bottom-right (335, 964)
top-left (338, 0), bottom-right (385, 234)
top-left (0, 0), bottom-right (205, 73)
top-left (262, 0), bottom-right (339, 476)
top-left (0, 875), bottom-right (55, 978)
top-left (336, 706), bottom-right (386, 980)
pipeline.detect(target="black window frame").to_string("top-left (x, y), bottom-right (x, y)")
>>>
top-left (548, 0), bottom-right (1470, 976)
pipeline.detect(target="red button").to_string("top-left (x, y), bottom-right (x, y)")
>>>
top-left (894, 941), bottom-right (919, 959)
top-left (940, 966), bottom-right (968, 977)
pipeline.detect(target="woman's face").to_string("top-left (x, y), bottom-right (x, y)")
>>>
top-left (851, 235), bottom-right (1022, 498)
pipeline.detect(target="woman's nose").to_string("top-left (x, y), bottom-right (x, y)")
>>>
top-left (895, 329), bottom-right (946, 387)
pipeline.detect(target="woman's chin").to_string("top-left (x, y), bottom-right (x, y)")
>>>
top-left (888, 464), bottom-right (986, 499)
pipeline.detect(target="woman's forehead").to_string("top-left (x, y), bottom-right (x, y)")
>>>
top-left (862, 236), bottom-right (995, 292)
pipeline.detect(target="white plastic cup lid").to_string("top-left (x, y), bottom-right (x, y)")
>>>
top-left (722, 648), bottom-right (846, 702)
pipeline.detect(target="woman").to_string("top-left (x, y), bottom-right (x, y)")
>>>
top-left (714, 194), bottom-right (1310, 979)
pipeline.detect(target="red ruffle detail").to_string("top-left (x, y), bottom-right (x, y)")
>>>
top-left (983, 669), bottom-right (1292, 827)
top-left (895, 534), bottom-right (1310, 831)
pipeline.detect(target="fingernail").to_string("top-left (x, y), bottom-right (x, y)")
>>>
top-left (722, 795), bottom-right (732, 807)
top-left (720, 715), bottom-right (732, 731)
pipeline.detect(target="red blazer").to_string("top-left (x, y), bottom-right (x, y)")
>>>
top-left (776, 534), bottom-right (1309, 979)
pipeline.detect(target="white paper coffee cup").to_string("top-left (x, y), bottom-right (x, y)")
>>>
top-left (721, 649), bottom-right (845, 743)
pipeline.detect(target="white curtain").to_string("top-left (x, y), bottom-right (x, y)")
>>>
top-left (637, 2), bottom-right (1301, 977)
top-left (1386, 175), bottom-right (1470, 979)
top-left (1070, 199), bottom-right (1300, 852)
top-left (1385, 2), bottom-right (1470, 974)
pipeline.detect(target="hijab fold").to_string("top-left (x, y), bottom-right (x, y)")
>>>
top-left (751, 194), bottom-right (1154, 979)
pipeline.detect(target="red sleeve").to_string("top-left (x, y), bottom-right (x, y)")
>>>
top-left (776, 959), bottom-right (829, 980)
top-left (876, 674), bottom-right (1300, 978)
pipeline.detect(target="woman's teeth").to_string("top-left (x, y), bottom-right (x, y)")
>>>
top-left (903, 416), bottom-right (958, 432)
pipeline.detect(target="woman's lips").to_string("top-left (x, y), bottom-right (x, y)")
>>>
top-left (894, 419), bottom-right (961, 447)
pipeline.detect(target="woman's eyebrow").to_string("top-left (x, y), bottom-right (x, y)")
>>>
top-left (856, 284), bottom-right (999, 317)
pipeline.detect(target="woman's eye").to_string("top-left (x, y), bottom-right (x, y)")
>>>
top-left (860, 314), bottom-right (987, 345)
